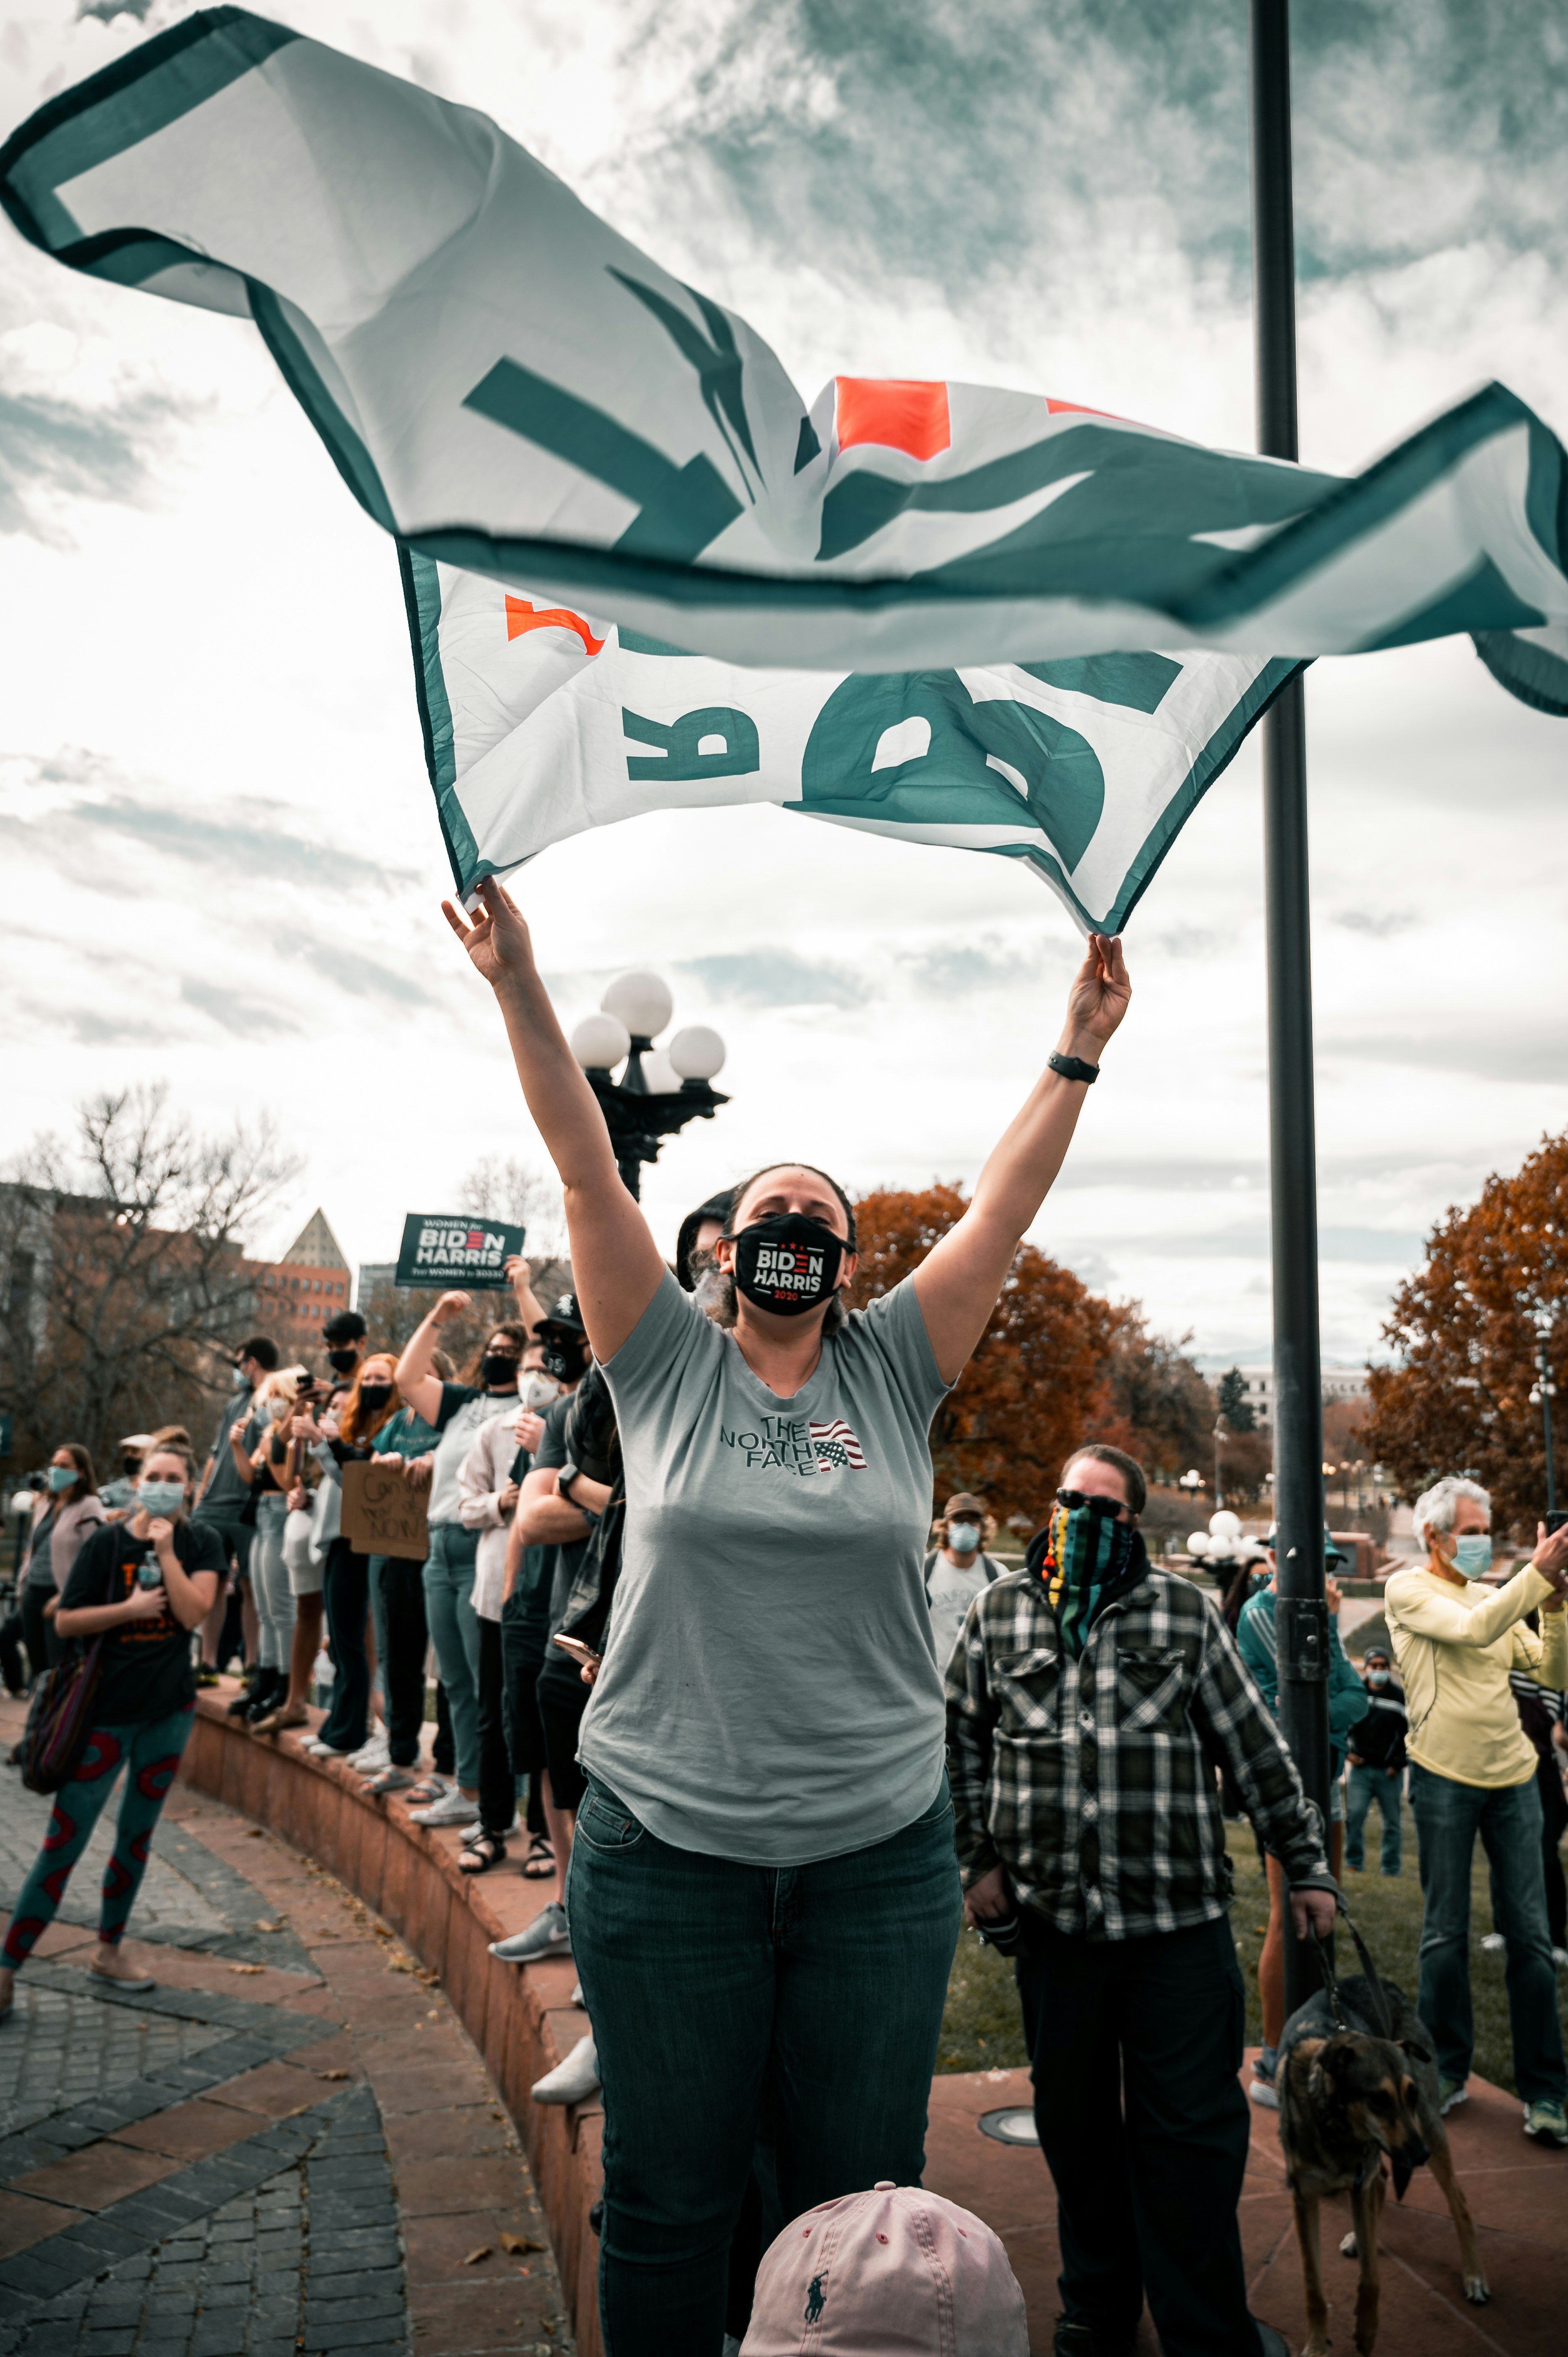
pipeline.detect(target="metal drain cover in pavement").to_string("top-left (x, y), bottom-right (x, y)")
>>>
top-left (978, 2106), bottom-right (1039, 2144)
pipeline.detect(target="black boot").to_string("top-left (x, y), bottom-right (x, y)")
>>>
top-left (225, 1667), bottom-right (261, 1717)
top-left (244, 1667), bottom-right (286, 1722)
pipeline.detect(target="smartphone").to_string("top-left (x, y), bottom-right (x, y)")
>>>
top-left (1548, 1510), bottom-right (1568, 1537)
top-left (552, 1633), bottom-right (601, 1669)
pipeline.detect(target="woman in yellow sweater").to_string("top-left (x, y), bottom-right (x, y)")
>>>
top-left (1385, 1476), bottom-right (1568, 2142)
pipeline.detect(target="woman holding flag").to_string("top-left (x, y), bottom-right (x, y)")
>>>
top-left (444, 874), bottom-right (1129, 2354)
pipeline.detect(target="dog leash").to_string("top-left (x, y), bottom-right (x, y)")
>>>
top-left (1308, 1898), bottom-right (1395, 2042)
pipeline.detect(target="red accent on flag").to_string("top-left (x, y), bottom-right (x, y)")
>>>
top-left (504, 596), bottom-right (605, 656)
top-left (835, 378), bottom-right (951, 461)
top-left (1045, 397), bottom-right (1122, 420)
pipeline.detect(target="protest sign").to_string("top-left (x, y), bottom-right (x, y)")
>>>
top-left (395, 1213), bottom-right (525, 1290)
top-left (339, 1462), bottom-right (429, 1562)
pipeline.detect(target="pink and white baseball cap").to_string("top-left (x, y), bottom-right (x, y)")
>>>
top-left (740, 2181), bottom-right (1028, 2355)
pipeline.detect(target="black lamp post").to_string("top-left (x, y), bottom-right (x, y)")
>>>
top-left (1529, 1329), bottom-right (1560, 1517)
top-left (570, 971), bottom-right (730, 1202)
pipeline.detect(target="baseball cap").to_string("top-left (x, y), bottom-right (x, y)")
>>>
top-left (740, 2183), bottom-right (1027, 2356)
top-left (943, 1493), bottom-right (986, 1523)
top-left (676, 1190), bottom-right (732, 1290)
top-left (535, 1290), bottom-right (585, 1337)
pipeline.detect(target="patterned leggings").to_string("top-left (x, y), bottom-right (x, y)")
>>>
top-left (2, 1708), bottom-right (194, 1970)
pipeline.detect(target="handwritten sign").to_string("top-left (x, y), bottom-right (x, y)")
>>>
top-left (339, 1462), bottom-right (429, 1561)
top-left (394, 1211), bottom-right (526, 1290)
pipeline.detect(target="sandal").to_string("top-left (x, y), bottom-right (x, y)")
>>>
top-left (522, 1833), bottom-right (556, 1880)
top-left (406, 1774), bottom-right (450, 1805)
top-left (362, 1766), bottom-right (415, 1796)
top-left (458, 1831), bottom-right (508, 1875)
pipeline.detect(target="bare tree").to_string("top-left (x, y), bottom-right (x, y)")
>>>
top-left (0, 1084), bottom-right (301, 1471)
top-left (457, 1154), bottom-right (567, 1261)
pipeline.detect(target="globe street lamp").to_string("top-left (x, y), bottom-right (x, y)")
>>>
top-left (570, 970), bottom-right (729, 1201)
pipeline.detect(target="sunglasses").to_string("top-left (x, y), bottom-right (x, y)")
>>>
top-left (1056, 1488), bottom-right (1125, 1517)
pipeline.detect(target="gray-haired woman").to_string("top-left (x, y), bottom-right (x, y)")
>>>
top-left (444, 876), bottom-right (1130, 2355)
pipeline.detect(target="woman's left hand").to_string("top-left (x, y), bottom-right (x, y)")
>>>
top-left (442, 876), bottom-right (535, 993)
top-left (147, 1517), bottom-right (178, 1562)
top-left (1060, 933), bottom-right (1131, 1057)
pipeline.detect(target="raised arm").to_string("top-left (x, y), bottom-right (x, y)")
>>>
top-left (912, 934), bottom-right (1130, 1382)
top-left (443, 880), bottom-right (666, 1361)
top-left (394, 1291), bottom-right (470, 1426)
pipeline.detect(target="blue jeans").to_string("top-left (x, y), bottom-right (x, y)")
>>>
top-left (1345, 1762), bottom-right (1403, 1874)
top-left (568, 1774), bottom-right (963, 2357)
top-left (422, 1525), bottom-right (481, 1789)
top-left (1408, 1761), bottom-right (1566, 2102)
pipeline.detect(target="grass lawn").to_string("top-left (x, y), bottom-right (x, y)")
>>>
top-left (938, 1800), bottom-right (1568, 2094)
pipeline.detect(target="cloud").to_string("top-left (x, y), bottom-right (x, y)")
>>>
top-left (1332, 908), bottom-right (1418, 939)
top-left (77, 0), bottom-right (155, 20)
top-left (273, 928), bottom-right (438, 1010)
top-left (179, 979), bottom-right (300, 1039)
top-left (896, 938), bottom-right (1039, 996)
top-left (1325, 1030), bottom-right (1568, 1083)
top-left (637, 0), bottom-right (1567, 337)
top-left (0, 384), bottom-right (197, 541)
top-left (1103, 1223), bottom-right (1423, 1263)
top-left (679, 946), bottom-right (869, 1008)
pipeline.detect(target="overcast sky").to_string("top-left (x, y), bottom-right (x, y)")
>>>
top-left (2, 0), bottom-right (1566, 1366)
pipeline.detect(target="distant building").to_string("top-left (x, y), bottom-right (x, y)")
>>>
top-left (354, 1264), bottom-right (394, 1311)
top-left (250, 1211), bottom-right (351, 1353)
top-left (1232, 1361), bottom-right (1370, 1429)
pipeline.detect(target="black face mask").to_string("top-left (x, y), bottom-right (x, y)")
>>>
top-left (481, 1352), bottom-right (519, 1390)
top-left (328, 1347), bottom-right (359, 1374)
top-left (725, 1213), bottom-right (845, 1317)
top-left (539, 1335), bottom-right (587, 1384)
top-left (357, 1383), bottom-right (393, 1412)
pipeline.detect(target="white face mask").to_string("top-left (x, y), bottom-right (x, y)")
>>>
top-left (947, 1521), bottom-right (982, 1554)
top-left (519, 1371), bottom-right (562, 1412)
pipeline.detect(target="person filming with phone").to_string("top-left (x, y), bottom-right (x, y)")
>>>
top-left (443, 871), bottom-right (1129, 2355)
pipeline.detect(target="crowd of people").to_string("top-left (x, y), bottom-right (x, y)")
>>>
top-left (2, 881), bottom-right (1566, 2357)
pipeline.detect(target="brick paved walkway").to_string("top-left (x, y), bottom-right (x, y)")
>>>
top-left (0, 1735), bottom-right (575, 2357)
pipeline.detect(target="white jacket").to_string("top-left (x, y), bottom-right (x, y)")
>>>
top-left (458, 1415), bottom-right (523, 1622)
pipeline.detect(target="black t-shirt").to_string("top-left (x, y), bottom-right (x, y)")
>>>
top-left (538, 1389), bottom-right (590, 1635)
top-left (62, 1519), bottom-right (227, 1723)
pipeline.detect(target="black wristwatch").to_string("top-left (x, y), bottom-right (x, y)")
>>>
top-left (557, 1461), bottom-right (581, 1501)
top-left (1048, 1050), bottom-right (1100, 1084)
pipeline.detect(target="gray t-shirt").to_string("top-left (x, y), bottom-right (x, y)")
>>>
top-left (582, 1271), bottom-right (952, 1866)
top-left (203, 1388), bottom-right (262, 1518)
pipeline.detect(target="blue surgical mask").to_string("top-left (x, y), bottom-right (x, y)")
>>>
top-left (139, 1479), bottom-right (186, 1518)
top-left (947, 1522), bottom-right (982, 1554)
top-left (1366, 1669), bottom-right (1390, 1687)
top-left (46, 1464), bottom-right (77, 1493)
top-left (1451, 1532), bottom-right (1493, 1580)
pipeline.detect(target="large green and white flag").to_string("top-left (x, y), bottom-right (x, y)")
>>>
top-left (404, 553), bottom-right (1298, 929)
top-left (5, 6), bottom-right (1567, 918)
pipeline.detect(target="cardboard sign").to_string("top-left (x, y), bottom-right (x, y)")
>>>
top-left (339, 1461), bottom-right (430, 1561)
top-left (394, 1211), bottom-right (525, 1290)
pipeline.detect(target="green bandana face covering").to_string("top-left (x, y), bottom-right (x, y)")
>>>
top-left (1039, 1500), bottom-right (1135, 1656)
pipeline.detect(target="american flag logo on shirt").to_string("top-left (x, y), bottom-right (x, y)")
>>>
top-left (808, 1419), bottom-right (867, 1472)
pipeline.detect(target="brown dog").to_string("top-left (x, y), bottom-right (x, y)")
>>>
top-left (1277, 1970), bottom-right (1487, 2355)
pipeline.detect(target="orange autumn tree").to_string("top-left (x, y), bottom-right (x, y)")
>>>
top-left (849, 1183), bottom-right (1117, 1525)
top-left (1364, 1130), bottom-right (1568, 1536)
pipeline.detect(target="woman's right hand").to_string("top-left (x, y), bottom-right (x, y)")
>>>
top-left (124, 1583), bottom-right (166, 1620)
top-left (432, 1290), bottom-right (471, 1326)
top-left (441, 874), bottom-right (535, 993)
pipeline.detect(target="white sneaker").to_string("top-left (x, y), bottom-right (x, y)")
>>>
top-left (570, 1980), bottom-right (585, 2007)
top-left (349, 1734), bottom-right (391, 1772)
top-left (489, 1903), bottom-right (571, 1963)
top-left (532, 2034), bottom-right (599, 2105)
top-left (410, 1789), bottom-right (481, 1827)
top-left (1481, 1932), bottom-right (1506, 1953)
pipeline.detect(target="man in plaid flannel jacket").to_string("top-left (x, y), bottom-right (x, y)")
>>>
top-left (946, 1444), bottom-right (1335, 2357)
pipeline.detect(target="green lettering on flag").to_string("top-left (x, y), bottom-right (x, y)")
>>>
top-left (799, 673), bottom-right (1105, 873)
top-left (624, 706), bottom-right (761, 781)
